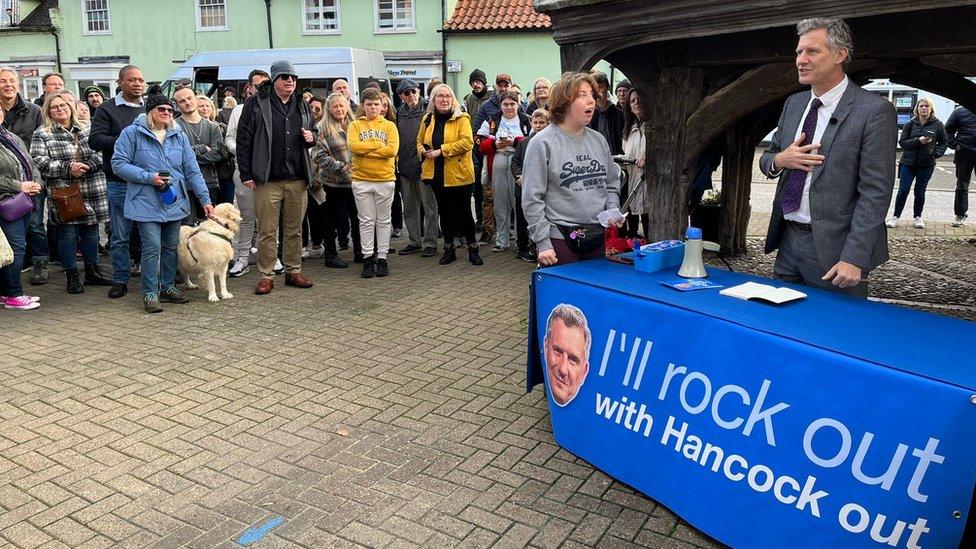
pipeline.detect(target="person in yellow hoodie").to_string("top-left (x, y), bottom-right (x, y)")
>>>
top-left (348, 88), bottom-right (400, 278)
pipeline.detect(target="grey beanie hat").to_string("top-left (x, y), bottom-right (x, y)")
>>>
top-left (270, 60), bottom-right (298, 82)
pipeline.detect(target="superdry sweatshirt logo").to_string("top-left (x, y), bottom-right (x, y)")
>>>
top-left (559, 153), bottom-right (608, 189)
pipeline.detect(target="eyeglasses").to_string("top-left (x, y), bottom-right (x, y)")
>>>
top-left (401, 89), bottom-right (418, 95)
top-left (49, 103), bottom-right (70, 112)
top-left (155, 106), bottom-right (173, 113)
top-left (278, 75), bottom-right (298, 82)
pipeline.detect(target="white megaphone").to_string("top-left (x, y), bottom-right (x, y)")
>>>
top-left (678, 226), bottom-right (708, 278)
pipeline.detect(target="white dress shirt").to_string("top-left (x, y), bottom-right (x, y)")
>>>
top-left (784, 76), bottom-right (850, 224)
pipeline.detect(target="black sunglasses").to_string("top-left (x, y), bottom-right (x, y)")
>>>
top-left (278, 75), bottom-right (298, 82)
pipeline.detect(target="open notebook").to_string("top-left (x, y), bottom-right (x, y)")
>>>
top-left (720, 282), bottom-right (807, 304)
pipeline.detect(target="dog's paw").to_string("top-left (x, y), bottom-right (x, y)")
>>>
top-left (208, 294), bottom-right (219, 303)
top-left (220, 292), bottom-right (233, 300)
top-left (184, 281), bottom-right (199, 289)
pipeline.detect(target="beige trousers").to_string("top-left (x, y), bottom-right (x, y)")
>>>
top-left (254, 179), bottom-right (307, 277)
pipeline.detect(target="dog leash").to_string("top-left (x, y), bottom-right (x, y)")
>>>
top-left (185, 215), bottom-right (235, 264)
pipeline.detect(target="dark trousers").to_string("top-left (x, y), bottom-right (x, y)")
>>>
top-left (324, 186), bottom-right (361, 258)
top-left (431, 181), bottom-right (476, 246)
top-left (391, 177), bottom-right (403, 230)
top-left (0, 214), bottom-right (29, 297)
top-left (303, 192), bottom-right (327, 248)
top-left (773, 222), bottom-right (868, 298)
top-left (954, 151), bottom-right (975, 218)
top-left (551, 237), bottom-right (605, 266)
top-left (514, 185), bottom-right (529, 253)
top-left (217, 178), bottom-right (235, 205)
top-left (25, 190), bottom-right (49, 263)
top-left (893, 164), bottom-right (935, 219)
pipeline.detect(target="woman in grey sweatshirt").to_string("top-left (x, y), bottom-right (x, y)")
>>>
top-left (522, 72), bottom-right (620, 266)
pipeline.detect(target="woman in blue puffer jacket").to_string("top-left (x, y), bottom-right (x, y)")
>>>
top-left (112, 86), bottom-right (213, 313)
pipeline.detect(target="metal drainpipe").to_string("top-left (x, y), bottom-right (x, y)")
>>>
top-left (51, 31), bottom-right (62, 72)
top-left (440, 0), bottom-right (447, 84)
top-left (264, 0), bottom-right (274, 49)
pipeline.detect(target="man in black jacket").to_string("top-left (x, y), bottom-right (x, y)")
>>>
top-left (0, 67), bottom-right (48, 283)
top-left (588, 71), bottom-right (625, 156)
top-left (395, 79), bottom-right (438, 257)
top-left (89, 65), bottom-right (146, 298)
top-left (945, 107), bottom-right (976, 226)
top-left (237, 60), bottom-right (316, 295)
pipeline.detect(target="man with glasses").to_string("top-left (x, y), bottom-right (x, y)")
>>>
top-left (237, 60), bottom-right (316, 295)
top-left (90, 65), bottom-right (146, 298)
top-left (395, 79), bottom-right (439, 257)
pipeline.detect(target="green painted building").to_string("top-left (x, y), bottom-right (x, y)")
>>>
top-left (0, 0), bottom-right (607, 101)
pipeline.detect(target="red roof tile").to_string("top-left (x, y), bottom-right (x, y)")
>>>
top-left (444, 0), bottom-right (552, 31)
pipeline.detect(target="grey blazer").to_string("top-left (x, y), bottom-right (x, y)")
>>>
top-left (760, 83), bottom-right (897, 273)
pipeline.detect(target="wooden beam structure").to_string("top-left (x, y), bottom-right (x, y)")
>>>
top-left (536, 0), bottom-right (976, 254)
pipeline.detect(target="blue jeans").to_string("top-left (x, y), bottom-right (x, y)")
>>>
top-left (137, 220), bottom-right (180, 298)
top-left (58, 223), bottom-right (99, 270)
top-left (893, 164), bottom-right (935, 219)
top-left (26, 190), bottom-right (49, 262)
top-left (0, 214), bottom-right (30, 297)
top-left (107, 181), bottom-right (141, 283)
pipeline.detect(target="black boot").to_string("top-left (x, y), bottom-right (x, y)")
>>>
top-left (31, 259), bottom-right (49, 285)
top-left (84, 263), bottom-right (113, 286)
top-left (375, 258), bottom-right (389, 277)
top-left (468, 244), bottom-right (483, 266)
top-left (438, 245), bottom-right (456, 265)
top-left (361, 256), bottom-right (375, 278)
top-left (65, 268), bottom-right (84, 294)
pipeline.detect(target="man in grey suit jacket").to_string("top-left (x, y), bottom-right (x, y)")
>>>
top-left (760, 17), bottom-right (896, 298)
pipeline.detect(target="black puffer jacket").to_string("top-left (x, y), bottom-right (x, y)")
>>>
top-left (898, 117), bottom-right (948, 167)
top-left (1, 94), bottom-right (42, 146)
top-left (946, 107), bottom-right (976, 157)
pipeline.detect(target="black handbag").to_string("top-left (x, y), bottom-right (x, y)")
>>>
top-left (555, 223), bottom-right (605, 255)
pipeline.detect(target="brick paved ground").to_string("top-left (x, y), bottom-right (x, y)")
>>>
top-left (0, 247), bottom-right (725, 549)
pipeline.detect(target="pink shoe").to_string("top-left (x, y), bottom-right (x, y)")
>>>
top-left (0, 295), bottom-right (39, 303)
top-left (4, 295), bottom-right (40, 310)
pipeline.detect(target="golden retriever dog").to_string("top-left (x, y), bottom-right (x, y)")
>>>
top-left (178, 203), bottom-right (242, 302)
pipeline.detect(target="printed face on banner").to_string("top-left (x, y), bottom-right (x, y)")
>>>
top-left (544, 305), bottom-right (591, 406)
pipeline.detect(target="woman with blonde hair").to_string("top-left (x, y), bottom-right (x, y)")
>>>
top-left (526, 77), bottom-right (551, 115)
top-left (887, 98), bottom-right (949, 229)
top-left (217, 95), bottom-right (237, 126)
top-left (30, 91), bottom-right (112, 293)
top-left (195, 94), bottom-right (217, 121)
top-left (417, 84), bottom-right (482, 266)
top-left (312, 92), bottom-right (361, 268)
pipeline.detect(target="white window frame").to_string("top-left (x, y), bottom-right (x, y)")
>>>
top-left (374, 0), bottom-right (415, 34)
top-left (81, 0), bottom-right (111, 35)
top-left (2, 0), bottom-right (21, 26)
top-left (302, 0), bottom-right (341, 35)
top-left (195, 0), bottom-right (228, 32)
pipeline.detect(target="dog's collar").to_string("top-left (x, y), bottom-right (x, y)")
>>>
top-left (206, 213), bottom-right (232, 230)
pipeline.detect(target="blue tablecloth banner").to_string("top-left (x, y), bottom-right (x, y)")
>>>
top-left (527, 260), bottom-right (976, 549)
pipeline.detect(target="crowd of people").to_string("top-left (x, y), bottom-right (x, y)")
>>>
top-left (0, 62), bottom-right (644, 313)
top-left (4, 16), bottom-right (976, 312)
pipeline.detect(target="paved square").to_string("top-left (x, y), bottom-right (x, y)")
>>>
top-left (0, 249), bottom-right (722, 548)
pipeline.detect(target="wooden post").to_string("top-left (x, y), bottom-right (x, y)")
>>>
top-left (643, 67), bottom-right (704, 241)
top-left (720, 123), bottom-right (754, 255)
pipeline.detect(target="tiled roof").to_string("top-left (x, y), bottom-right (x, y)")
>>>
top-left (18, 0), bottom-right (58, 32)
top-left (444, 0), bottom-right (552, 32)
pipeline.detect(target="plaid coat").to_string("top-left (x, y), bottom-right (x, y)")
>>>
top-left (30, 123), bottom-right (109, 225)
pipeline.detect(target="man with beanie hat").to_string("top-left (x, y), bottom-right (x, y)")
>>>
top-left (463, 68), bottom-right (490, 232)
top-left (615, 79), bottom-right (633, 111)
top-left (237, 59), bottom-right (317, 295)
top-left (84, 85), bottom-right (105, 111)
top-left (90, 64), bottom-right (146, 298)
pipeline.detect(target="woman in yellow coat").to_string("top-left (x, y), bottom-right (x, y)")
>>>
top-left (416, 84), bottom-right (483, 266)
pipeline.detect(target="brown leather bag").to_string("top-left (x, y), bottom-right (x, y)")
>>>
top-left (50, 131), bottom-right (87, 223)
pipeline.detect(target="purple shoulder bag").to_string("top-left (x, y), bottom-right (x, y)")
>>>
top-left (0, 192), bottom-right (34, 222)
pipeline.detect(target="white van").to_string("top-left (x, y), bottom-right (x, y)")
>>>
top-left (163, 47), bottom-right (391, 102)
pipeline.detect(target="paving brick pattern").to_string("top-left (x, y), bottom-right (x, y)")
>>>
top-left (0, 249), bottom-right (723, 548)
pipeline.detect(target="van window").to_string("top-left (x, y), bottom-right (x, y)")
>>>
top-left (358, 78), bottom-right (391, 100)
top-left (193, 67), bottom-right (219, 97)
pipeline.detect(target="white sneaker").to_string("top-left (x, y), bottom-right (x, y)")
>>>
top-left (273, 259), bottom-right (285, 274)
top-left (913, 217), bottom-right (924, 229)
top-left (951, 215), bottom-right (966, 227)
top-left (306, 246), bottom-right (324, 259)
top-left (885, 217), bottom-right (898, 228)
top-left (228, 258), bottom-right (250, 278)
top-left (301, 247), bottom-right (310, 259)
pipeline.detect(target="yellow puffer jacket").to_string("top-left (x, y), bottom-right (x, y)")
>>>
top-left (416, 110), bottom-right (475, 187)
